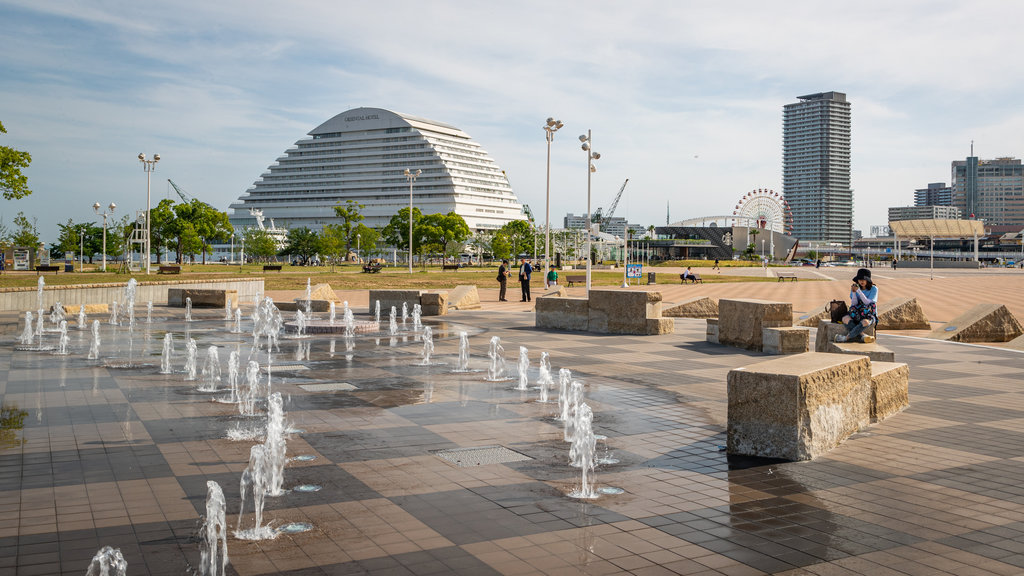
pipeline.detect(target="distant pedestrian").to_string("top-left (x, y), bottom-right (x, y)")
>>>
top-left (815, 259), bottom-right (821, 269)
top-left (712, 258), bottom-right (720, 271)
top-left (519, 258), bottom-right (533, 302)
top-left (496, 260), bottom-right (510, 302)
top-left (891, 258), bottom-right (897, 270)
top-left (546, 267), bottom-right (558, 288)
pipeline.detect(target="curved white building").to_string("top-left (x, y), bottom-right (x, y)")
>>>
top-left (229, 107), bottom-right (526, 233)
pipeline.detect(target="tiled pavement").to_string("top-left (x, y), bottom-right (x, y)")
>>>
top-left (1, 305), bottom-right (1024, 575)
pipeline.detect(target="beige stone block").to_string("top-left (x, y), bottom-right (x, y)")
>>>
top-left (727, 352), bottom-right (871, 461)
top-left (815, 320), bottom-right (875, 352)
top-left (1007, 334), bottom-right (1024, 350)
top-left (795, 303), bottom-right (829, 327)
top-left (60, 304), bottom-right (110, 315)
top-left (368, 290), bottom-right (423, 315)
top-left (718, 299), bottom-right (793, 351)
top-left (928, 303), bottom-right (1024, 343)
top-left (535, 297), bottom-right (589, 331)
top-left (291, 299), bottom-right (332, 312)
top-left (762, 327), bottom-right (810, 355)
top-left (645, 317), bottom-right (675, 335)
top-left (448, 285), bottom-right (481, 310)
top-left (588, 290), bottom-right (665, 335)
top-left (833, 342), bottom-right (895, 363)
top-left (420, 292), bottom-right (449, 316)
top-left (663, 296), bottom-right (718, 318)
top-left (539, 285), bottom-right (567, 298)
top-left (706, 318), bottom-right (719, 344)
top-left (877, 297), bottom-right (930, 330)
top-left (309, 283), bottom-right (339, 303)
top-left (168, 288), bottom-right (237, 308)
top-left (870, 361), bottom-right (909, 422)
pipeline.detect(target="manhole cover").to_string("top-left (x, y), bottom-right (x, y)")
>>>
top-left (298, 382), bottom-right (356, 392)
top-left (434, 445), bottom-right (533, 467)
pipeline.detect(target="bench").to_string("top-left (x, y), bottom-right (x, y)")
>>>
top-left (680, 273), bottom-right (702, 284)
top-left (263, 264), bottom-right (283, 272)
top-left (565, 274), bottom-right (586, 287)
top-left (158, 265), bottom-right (181, 274)
top-left (442, 264), bottom-right (461, 271)
top-left (35, 265), bottom-right (60, 274)
top-left (362, 264), bottom-right (383, 273)
top-left (777, 272), bottom-right (798, 282)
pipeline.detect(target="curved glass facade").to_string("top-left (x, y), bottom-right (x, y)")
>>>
top-left (229, 108), bottom-right (526, 232)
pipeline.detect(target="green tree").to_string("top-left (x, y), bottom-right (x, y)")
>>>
top-left (150, 199), bottom-right (178, 264)
top-left (352, 224), bottom-right (379, 259)
top-left (10, 212), bottom-right (38, 247)
top-left (243, 228), bottom-right (278, 262)
top-left (172, 199), bottom-right (232, 264)
top-left (381, 207), bottom-right (423, 256)
top-left (279, 227), bottom-right (321, 263)
top-left (490, 233), bottom-right (511, 260)
top-left (418, 212), bottom-right (471, 260)
top-left (496, 219), bottom-right (534, 259)
top-left (0, 121), bottom-right (32, 200)
top-left (319, 224), bottom-right (346, 269)
top-left (332, 199), bottom-right (365, 255)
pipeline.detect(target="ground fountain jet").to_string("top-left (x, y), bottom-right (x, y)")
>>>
top-left (88, 320), bottom-right (101, 360)
top-left (557, 368), bottom-right (573, 421)
top-left (55, 320), bottom-right (69, 355)
top-left (36, 276), bottom-right (45, 311)
top-left (374, 300), bottom-right (380, 323)
top-left (18, 311), bottom-right (33, 345)
top-left (565, 380), bottom-right (584, 443)
top-left (455, 331), bottom-right (470, 372)
top-left (109, 301), bottom-right (119, 326)
top-left (329, 301), bottom-right (336, 325)
top-left (485, 336), bottom-right (509, 381)
top-left (35, 308), bottom-right (45, 348)
top-left (199, 346), bottom-right (221, 392)
top-left (420, 326), bottom-right (434, 365)
top-left (200, 480), bottom-right (229, 576)
top-left (304, 278), bottom-right (312, 317)
top-left (567, 403), bottom-right (598, 499)
top-left (226, 350), bottom-right (240, 403)
top-left (78, 305), bottom-right (87, 330)
top-left (160, 333), bottom-right (173, 374)
top-left (49, 301), bottom-right (65, 327)
top-left (185, 297), bottom-right (193, 322)
top-left (85, 545), bottom-right (127, 576)
top-left (239, 361), bottom-right (261, 416)
top-left (232, 308), bottom-right (242, 334)
top-left (184, 338), bottom-right (198, 381)
top-left (389, 306), bottom-right (398, 336)
top-left (412, 304), bottom-right (422, 331)
top-left (146, 301), bottom-right (153, 324)
top-left (516, 346), bottom-right (530, 391)
top-left (235, 444), bottom-right (275, 540)
top-left (295, 309), bottom-right (306, 337)
top-left (538, 352), bottom-right (554, 403)
top-left (402, 302), bottom-right (408, 325)
top-left (265, 392), bottom-right (288, 496)
top-left (121, 278), bottom-right (137, 328)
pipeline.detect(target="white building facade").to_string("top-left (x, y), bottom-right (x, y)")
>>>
top-left (229, 108), bottom-right (526, 233)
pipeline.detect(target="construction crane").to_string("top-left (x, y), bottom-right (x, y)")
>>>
top-left (591, 178), bottom-right (629, 227)
top-left (167, 179), bottom-right (214, 208)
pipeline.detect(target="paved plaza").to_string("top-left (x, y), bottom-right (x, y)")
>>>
top-left (1, 270), bottom-right (1023, 575)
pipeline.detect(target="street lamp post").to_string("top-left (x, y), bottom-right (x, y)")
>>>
top-left (138, 153), bottom-right (160, 274)
top-left (543, 117), bottom-right (563, 287)
top-left (578, 131), bottom-right (600, 294)
top-left (621, 229), bottom-right (629, 288)
top-left (93, 202), bottom-right (116, 272)
top-left (404, 168), bottom-right (421, 274)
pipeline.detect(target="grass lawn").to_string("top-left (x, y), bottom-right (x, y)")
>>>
top-left (1, 263), bottom-right (789, 291)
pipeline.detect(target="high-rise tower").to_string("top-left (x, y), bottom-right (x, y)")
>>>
top-left (782, 92), bottom-right (852, 244)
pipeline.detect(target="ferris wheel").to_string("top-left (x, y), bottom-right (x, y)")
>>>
top-left (732, 188), bottom-right (793, 234)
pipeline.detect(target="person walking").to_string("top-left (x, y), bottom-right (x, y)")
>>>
top-left (518, 258), bottom-right (533, 302)
top-left (712, 258), bottom-right (720, 271)
top-left (496, 259), bottom-right (510, 301)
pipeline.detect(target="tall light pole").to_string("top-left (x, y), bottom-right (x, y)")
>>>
top-left (578, 131), bottom-right (600, 294)
top-left (404, 168), bottom-right (421, 273)
top-left (93, 202), bottom-right (116, 272)
top-left (543, 117), bottom-right (563, 284)
top-left (138, 153), bottom-right (160, 274)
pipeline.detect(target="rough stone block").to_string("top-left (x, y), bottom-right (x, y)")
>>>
top-left (308, 283), bottom-right (339, 303)
top-left (536, 297), bottom-right (590, 331)
top-left (420, 292), bottom-right (449, 316)
top-left (539, 285), bottom-right (567, 298)
top-left (833, 342), bottom-right (895, 362)
top-left (870, 361), bottom-right (909, 422)
top-left (727, 352), bottom-right (872, 461)
top-left (168, 288), bottom-right (238, 308)
top-left (815, 320), bottom-right (875, 352)
top-left (588, 290), bottom-right (669, 335)
top-left (663, 296), bottom-right (718, 318)
top-left (928, 303), bottom-right (1024, 343)
top-left (877, 297), bottom-right (931, 330)
top-left (718, 299), bottom-right (793, 351)
top-left (60, 303), bottom-right (110, 315)
top-left (762, 327), bottom-right (810, 355)
top-left (448, 285), bottom-right (481, 310)
top-left (645, 317), bottom-right (675, 335)
top-left (706, 318), bottom-right (719, 344)
top-left (368, 290), bottom-right (423, 316)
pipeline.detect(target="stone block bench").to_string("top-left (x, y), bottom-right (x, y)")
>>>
top-left (815, 320), bottom-right (876, 352)
top-left (727, 352), bottom-right (872, 461)
top-left (832, 342), bottom-right (895, 362)
top-left (168, 288), bottom-right (237, 308)
top-left (535, 289), bottom-right (673, 335)
top-left (368, 290), bottom-right (423, 316)
top-left (870, 361), bottom-right (910, 422)
top-left (762, 326), bottom-right (810, 355)
top-left (706, 318), bottom-right (719, 344)
top-left (718, 299), bottom-right (793, 352)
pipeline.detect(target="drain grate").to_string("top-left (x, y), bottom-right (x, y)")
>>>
top-left (434, 445), bottom-right (533, 467)
top-left (298, 382), bottom-right (356, 392)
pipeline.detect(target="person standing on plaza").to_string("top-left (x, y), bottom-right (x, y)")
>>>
top-left (519, 257), bottom-right (532, 302)
top-left (546, 267), bottom-right (558, 288)
top-left (496, 259), bottom-right (510, 301)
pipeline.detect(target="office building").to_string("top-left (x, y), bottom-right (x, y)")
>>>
top-left (782, 91), bottom-right (853, 244)
top-left (888, 205), bottom-right (962, 222)
top-left (229, 107), bottom-right (525, 233)
top-left (564, 214), bottom-right (589, 230)
top-left (914, 182), bottom-right (953, 207)
top-left (951, 156), bottom-right (1024, 226)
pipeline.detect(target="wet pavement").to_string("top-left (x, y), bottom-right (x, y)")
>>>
top-left (2, 304), bottom-right (1024, 575)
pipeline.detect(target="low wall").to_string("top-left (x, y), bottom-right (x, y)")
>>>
top-left (535, 290), bottom-right (673, 335)
top-left (0, 278), bottom-right (264, 312)
top-left (897, 260), bottom-right (980, 269)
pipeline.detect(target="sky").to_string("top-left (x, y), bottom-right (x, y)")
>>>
top-left (4, 0), bottom-right (1024, 244)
